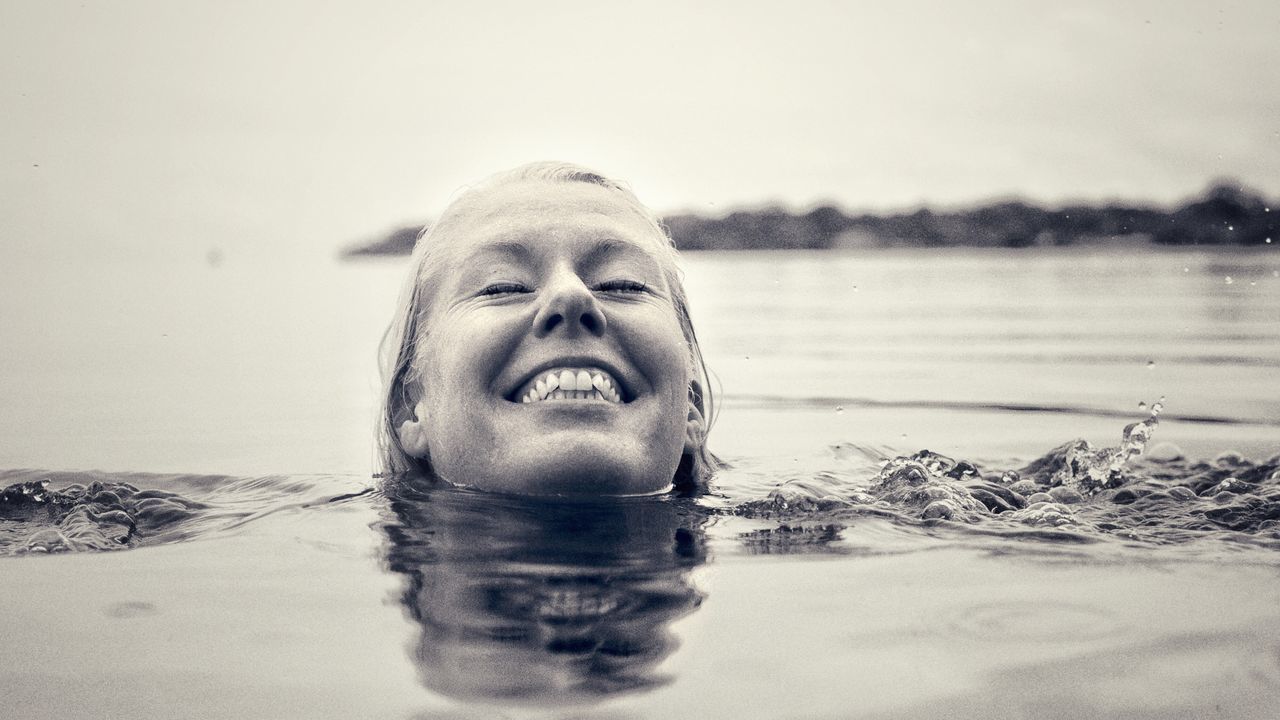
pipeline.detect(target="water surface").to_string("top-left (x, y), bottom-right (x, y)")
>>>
top-left (2, 248), bottom-right (1278, 718)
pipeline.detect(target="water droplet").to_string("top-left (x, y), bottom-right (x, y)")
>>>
top-left (1224, 276), bottom-right (1234, 284)
top-left (1182, 267), bottom-right (1190, 272)
top-left (1266, 238), bottom-right (1273, 243)
top-left (900, 433), bottom-right (908, 439)
top-left (835, 406), bottom-right (844, 414)
top-left (1227, 225), bottom-right (1235, 231)
top-left (744, 355), bottom-right (750, 360)
top-left (851, 285), bottom-right (859, 292)
top-left (1250, 281), bottom-right (1257, 286)
top-left (1138, 401), bottom-right (1147, 410)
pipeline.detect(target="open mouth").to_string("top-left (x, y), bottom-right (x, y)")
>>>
top-left (510, 367), bottom-right (627, 404)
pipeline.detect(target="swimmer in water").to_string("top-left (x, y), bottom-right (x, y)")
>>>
top-left (378, 162), bottom-right (717, 495)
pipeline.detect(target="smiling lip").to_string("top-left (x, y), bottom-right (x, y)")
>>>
top-left (507, 363), bottom-right (630, 404)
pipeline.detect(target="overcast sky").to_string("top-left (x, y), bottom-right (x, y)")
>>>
top-left (3, 0), bottom-right (1277, 258)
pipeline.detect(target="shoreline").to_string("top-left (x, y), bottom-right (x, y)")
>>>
top-left (343, 180), bottom-right (1276, 258)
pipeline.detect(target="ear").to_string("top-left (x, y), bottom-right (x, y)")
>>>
top-left (683, 380), bottom-right (707, 454)
top-left (397, 400), bottom-right (431, 458)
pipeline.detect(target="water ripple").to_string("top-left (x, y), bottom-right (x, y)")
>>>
top-left (939, 600), bottom-right (1126, 643)
top-left (723, 394), bottom-right (1279, 427)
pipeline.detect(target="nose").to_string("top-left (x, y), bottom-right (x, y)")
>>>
top-left (533, 268), bottom-right (607, 337)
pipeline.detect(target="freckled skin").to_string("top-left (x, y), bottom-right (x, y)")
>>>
top-left (409, 181), bottom-right (693, 495)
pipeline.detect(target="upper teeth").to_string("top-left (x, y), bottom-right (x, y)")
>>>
top-left (519, 368), bottom-right (623, 404)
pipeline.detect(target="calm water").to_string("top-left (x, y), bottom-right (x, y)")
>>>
top-left (2, 248), bottom-right (1279, 719)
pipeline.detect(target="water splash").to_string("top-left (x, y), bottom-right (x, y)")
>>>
top-left (0, 471), bottom-right (369, 555)
top-left (730, 399), bottom-right (1280, 551)
top-left (1019, 397), bottom-right (1164, 497)
top-left (0, 479), bottom-right (203, 553)
top-left (865, 453), bottom-right (989, 521)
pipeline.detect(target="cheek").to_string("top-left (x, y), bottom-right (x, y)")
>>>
top-left (627, 309), bottom-right (694, 391)
top-left (653, 310), bottom-right (693, 368)
top-left (413, 315), bottom-right (510, 429)
top-left (415, 317), bottom-right (491, 397)
top-left (409, 343), bottom-right (468, 445)
top-left (418, 356), bottom-right (478, 428)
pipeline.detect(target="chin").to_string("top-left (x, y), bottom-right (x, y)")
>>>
top-left (477, 447), bottom-right (679, 497)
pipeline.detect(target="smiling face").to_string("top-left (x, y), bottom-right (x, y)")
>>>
top-left (401, 179), bottom-right (696, 495)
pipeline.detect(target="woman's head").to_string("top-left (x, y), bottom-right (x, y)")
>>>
top-left (380, 162), bottom-right (715, 495)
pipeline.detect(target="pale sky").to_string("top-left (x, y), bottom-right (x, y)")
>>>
top-left (2, 0), bottom-right (1278, 258)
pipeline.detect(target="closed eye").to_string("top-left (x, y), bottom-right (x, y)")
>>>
top-left (479, 282), bottom-right (532, 297)
top-left (596, 279), bottom-right (648, 294)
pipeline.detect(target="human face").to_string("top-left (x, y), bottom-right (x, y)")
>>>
top-left (407, 180), bottom-right (693, 495)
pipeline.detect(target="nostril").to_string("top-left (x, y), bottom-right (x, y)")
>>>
top-left (580, 311), bottom-right (603, 335)
top-left (541, 313), bottom-right (564, 334)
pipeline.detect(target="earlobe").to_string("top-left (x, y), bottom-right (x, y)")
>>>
top-left (397, 401), bottom-right (431, 458)
top-left (683, 384), bottom-right (707, 454)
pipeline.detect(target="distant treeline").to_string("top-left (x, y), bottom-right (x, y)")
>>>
top-left (343, 180), bottom-right (1275, 256)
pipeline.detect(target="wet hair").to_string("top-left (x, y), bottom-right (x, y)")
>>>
top-left (377, 161), bottom-right (718, 491)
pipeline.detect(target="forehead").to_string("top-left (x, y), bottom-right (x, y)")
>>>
top-left (432, 180), bottom-right (673, 267)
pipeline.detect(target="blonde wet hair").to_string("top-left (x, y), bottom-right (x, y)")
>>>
top-left (378, 162), bottom-right (717, 490)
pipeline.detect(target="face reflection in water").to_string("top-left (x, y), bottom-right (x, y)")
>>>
top-left (382, 480), bottom-right (707, 703)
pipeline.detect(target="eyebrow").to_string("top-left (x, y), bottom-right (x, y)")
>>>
top-left (583, 238), bottom-right (639, 265)
top-left (464, 240), bottom-right (534, 262)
